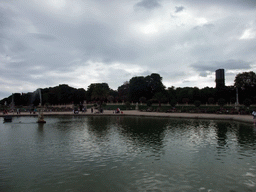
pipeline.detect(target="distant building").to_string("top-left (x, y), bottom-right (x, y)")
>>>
top-left (215, 69), bottom-right (225, 88)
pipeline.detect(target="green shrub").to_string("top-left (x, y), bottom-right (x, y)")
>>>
top-left (170, 99), bottom-right (177, 107)
top-left (243, 98), bottom-right (252, 108)
top-left (194, 100), bottom-right (201, 107)
top-left (125, 101), bottom-right (131, 109)
top-left (147, 100), bottom-right (153, 107)
top-left (218, 98), bottom-right (225, 107)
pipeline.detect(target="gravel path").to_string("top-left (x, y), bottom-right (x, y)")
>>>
top-left (1, 110), bottom-right (254, 124)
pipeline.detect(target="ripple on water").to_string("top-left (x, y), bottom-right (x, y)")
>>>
top-left (1, 116), bottom-right (256, 192)
top-left (244, 172), bottom-right (256, 177)
top-left (244, 180), bottom-right (255, 188)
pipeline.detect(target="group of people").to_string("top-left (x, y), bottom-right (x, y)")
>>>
top-left (114, 108), bottom-right (123, 114)
top-left (3, 109), bottom-right (21, 114)
top-left (90, 107), bottom-right (103, 113)
top-left (29, 109), bottom-right (37, 114)
top-left (73, 107), bottom-right (87, 114)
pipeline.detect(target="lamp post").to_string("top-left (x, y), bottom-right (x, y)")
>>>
top-left (236, 87), bottom-right (239, 104)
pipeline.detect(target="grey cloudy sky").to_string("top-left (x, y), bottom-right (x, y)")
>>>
top-left (0, 0), bottom-right (256, 99)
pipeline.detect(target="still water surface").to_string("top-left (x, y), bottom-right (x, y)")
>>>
top-left (0, 116), bottom-right (256, 192)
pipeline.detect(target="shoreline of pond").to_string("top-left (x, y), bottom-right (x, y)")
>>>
top-left (1, 110), bottom-right (254, 124)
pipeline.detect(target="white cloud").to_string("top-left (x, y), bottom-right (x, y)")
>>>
top-left (0, 0), bottom-right (256, 99)
top-left (240, 28), bottom-right (256, 40)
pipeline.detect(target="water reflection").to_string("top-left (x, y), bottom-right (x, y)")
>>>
top-left (1, 116), bottom-right (256, 192)
top-left (215, 121), bottom-right (229, 147)
top-left (87, 116), bottom-right (112, 137)
top-left (37, 123), bottom-right (44, 130)
top-left (117, 117), bottom-right (168, 151)
top-left (36, 123), bottom-right (45, 143)
top-left (236, 123), bottom-right (256, 148)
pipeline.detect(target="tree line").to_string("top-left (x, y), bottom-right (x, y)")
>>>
top-left (1, 71), bottom-right (256, 108)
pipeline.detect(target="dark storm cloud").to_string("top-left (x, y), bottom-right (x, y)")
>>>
top-left (135, 0), bottom-right (162, 10)
top-left (175, 6), bottom-right (185, 13)
top-left (191, 60), bottom-right (252, 75)
top-left (199, 72), bottom-right (208, 77)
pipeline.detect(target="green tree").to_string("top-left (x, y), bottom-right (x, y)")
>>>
top-left (192, 87), bottom-right (200, 102)
top-left (125, 101), bottom-right (131, 109)
top-left (128, 73), bottom-right (166, 102)
top-left (153, 92), bottom-right (168, 107)
top-left (170, 99), bottom-right (177, 107)
top-left (147, 100), bottom-right (153, 107)
top-left (0, 84), bottom-right (86, 106)
top-left (12, 93), bottom-right (22, 106)
top-left (118, 81), bottom-right (129, 102)
top-left (107, 95), bottom-right (114, 103)
top-left (234, 71), bottom-right (256, 88)
top-left (176, 87), bottom-right (192, 104)
top-left (234, 71), bottom-right (256, 104)
top-left (129, 76), bottom-right (148, 102)
top-left (89, 83), bottom-right (110, 108)
top-left (109, 89), bottom-right (118, 102)
top-left (218, 98), bottom-right (226, 108)
top-left (230, 97), bottom-right (236, 104)
top-left (73, 88), bottom-right (86, 104)
top-left (194, 100), bottom-right (201, 108)
top-left (200, 87), bottom-right (216, 104)
top-left (145, 73), bottom-right (165, 98)
top-left (43, 84), bottom-right (79, 105)
top-left (167, 86), bottom-right (176, 103)
top-left (243, 98), bottom-right (252, 108)
top-left (208, 97), bottom-right (215, 104)
top-left (139, 97), bottom-right (147, 103)
top-left (182, 98), bottom-right (189, 104)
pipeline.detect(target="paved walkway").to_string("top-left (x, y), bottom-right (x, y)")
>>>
top-left (1, 110), bottom-right (254, 124)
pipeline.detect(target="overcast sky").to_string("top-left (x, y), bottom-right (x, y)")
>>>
top-left (0, 0), bottom-right (256, 99)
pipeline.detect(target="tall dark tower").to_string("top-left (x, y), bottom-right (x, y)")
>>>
top-left (215, 69), bottom-right (225, 88)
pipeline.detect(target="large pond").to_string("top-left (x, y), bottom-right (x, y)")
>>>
top-left (0, 116), bottom-right (256, 192)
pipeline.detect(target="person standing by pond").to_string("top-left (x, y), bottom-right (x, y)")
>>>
top-left (252, 110), bottom-right (256, 124)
